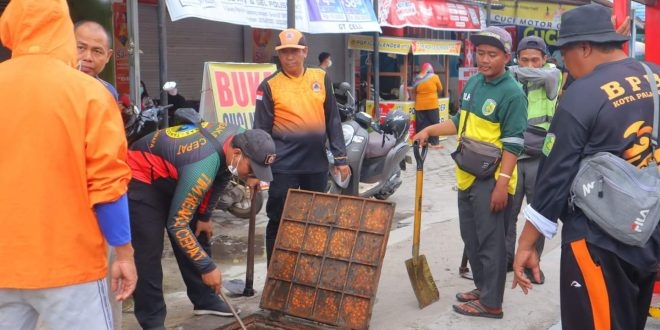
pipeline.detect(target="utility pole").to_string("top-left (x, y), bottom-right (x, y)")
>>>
top-left (127, 0), bottom-right (141, 107)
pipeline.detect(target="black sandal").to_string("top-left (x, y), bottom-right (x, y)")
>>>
top-left (455, 289), bottom-right (480, 302)
top-left (452, 300), bottom-right (504, 319)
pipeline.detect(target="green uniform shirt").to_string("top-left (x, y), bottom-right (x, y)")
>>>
top-left (451, 70), bottom-right (527, 193)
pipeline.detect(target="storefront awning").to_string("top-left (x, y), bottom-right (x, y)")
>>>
top-left (164, 0), bottom-right (381, 34)
top-left (347, 35), bottom-right (462, 56)
top-left (378, 0), bottom-right (482, 31)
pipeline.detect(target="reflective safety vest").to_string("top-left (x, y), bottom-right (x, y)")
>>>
top-left (524, 63), bottom-right (563, 130)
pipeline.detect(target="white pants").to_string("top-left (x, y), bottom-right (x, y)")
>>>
top-left (0, 279), bottom-right (113, 330)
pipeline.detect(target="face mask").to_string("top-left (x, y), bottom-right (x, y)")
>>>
top-left (227, 154), bottom-right (242, 176)
top-left (139, 86), bottom-right (144, 95)
top-left (327, 60), bottom-right (332, 68)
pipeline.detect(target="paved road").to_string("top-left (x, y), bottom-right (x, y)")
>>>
top-left (121, 136), bottom-right (660, 329)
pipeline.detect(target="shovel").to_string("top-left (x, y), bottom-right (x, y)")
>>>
top-left (405, 141), bottom-right (440, 309)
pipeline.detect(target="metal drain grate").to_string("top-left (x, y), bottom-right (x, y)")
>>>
top-left (261, 189), bottom-right (394, 329)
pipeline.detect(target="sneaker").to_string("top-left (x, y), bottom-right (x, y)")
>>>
top-left (193, 300), bottom-right (240, 317)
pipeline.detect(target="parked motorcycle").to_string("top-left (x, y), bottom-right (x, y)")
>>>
top-left (327, 82), bottom-right (411, 200)
top-left (123, 103), bottom-right (172, 145)
top-left (215, 177), bottom-right (264, 219)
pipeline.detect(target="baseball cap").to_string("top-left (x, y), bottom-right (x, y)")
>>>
top-left (555, 4), bottom-right (628, 47)
top-left (517, 35), bottom-right (547, 55)
top-left (275, 29), bottom-right (307, 51)
top-left (470, 26), bottom-right (513, 54)
top-left (232, 129), bottom-right (276, 181)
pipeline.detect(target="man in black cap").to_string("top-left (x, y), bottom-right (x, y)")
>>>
top-left (414, 26), bottom-right (527, 319)
top-left (127, 123), bottom-right (276, 328)
top-left (512, 4), bottom-right (659, 330)
top-left (504, 35), bottom-right (563, 281)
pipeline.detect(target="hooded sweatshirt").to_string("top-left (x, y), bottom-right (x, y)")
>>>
top-left (0, 0), bottom-right (131, 289)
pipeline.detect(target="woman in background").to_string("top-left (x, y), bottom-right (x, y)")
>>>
top-left (410, 63), bottom-right (443, 148)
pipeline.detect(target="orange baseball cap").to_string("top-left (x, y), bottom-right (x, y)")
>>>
top-left (275, 29), bottom-right (307, 50)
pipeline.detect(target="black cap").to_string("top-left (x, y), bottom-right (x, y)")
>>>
top-left (517, 36), bottom-right (547, 55)
top-left (556, 4), bottom-right (629, 47)
top-left (232, 129), bottom-right (276, 182)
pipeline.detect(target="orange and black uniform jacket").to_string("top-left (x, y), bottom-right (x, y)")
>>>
top-left (253, 67), bottom-right (347, 173)
top-left (128, 123), bottom-right (241, 273)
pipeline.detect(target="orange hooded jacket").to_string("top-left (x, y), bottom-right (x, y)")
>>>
top-left (0, 0), bottom-right (131, 288)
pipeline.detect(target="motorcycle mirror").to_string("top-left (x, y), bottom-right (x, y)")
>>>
top-left (173, 108), bottom-right (202, 125)
top-left (339, 82), bottom-right (351, 91)
top-left (338, 82), bottom-right (356, 106)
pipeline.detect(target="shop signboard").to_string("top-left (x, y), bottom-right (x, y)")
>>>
top-left (348, 35), bottom-right (413, 55)
top-left (347, 35), bottom-right (462, 56)
top-left (198, 62), bottom-right (276, 129)
top-left (517, 26), bottom-right (559, 48)
top-left (164, 0), bottom-right (381, 34)
top-left (489, 0), bottom-right (577, 30)
top-left (517, 25), bottom-right (562, 63)
top-left (378, 0), bottom-right (481, 31)
top-left (412, 39), bottom-right (462, 56)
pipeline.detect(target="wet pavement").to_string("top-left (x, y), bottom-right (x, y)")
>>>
top-left (121, 136), bottom-right (660, 330)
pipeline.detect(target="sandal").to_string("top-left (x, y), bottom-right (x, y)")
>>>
top-left (455, 289), bottom-right (480, 302)
top-left (452, 300), bottom-right (503, 319)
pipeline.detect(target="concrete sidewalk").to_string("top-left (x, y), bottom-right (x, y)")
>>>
top-left (121, 137), bottom-right (660, 330)
top-left (363, 139), bottom-right (563, 330)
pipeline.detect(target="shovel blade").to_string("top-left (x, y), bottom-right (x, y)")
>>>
top-left (405, 254), bottom-right (440, 309)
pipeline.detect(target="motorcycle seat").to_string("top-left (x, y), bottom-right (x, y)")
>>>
top-left (366, 131), bottom-right (396, 159)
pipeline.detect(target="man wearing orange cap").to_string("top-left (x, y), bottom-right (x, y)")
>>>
top-left (253, 28), bottom-right (350, 264)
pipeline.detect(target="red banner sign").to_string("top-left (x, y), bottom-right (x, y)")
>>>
top-left (379, 0), bottom-right (481, 31)
top-left (112, 2), bottom-right (130, 96)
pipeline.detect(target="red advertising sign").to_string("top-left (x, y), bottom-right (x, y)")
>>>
top-left (613, 0), bottom-right (629, 55)
top-left (251, 28), bottom-right (275, 63)
top-left (112, 2), bottom-right (130, 96)
top-left (379, 0), bottom-right (481, 31)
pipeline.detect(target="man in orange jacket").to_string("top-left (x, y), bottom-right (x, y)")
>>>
top-left (0, 0), bottom-right (137, 329)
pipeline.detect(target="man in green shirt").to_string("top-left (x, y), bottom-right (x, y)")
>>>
top-left (413, 26), bottom-right (527, 319)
